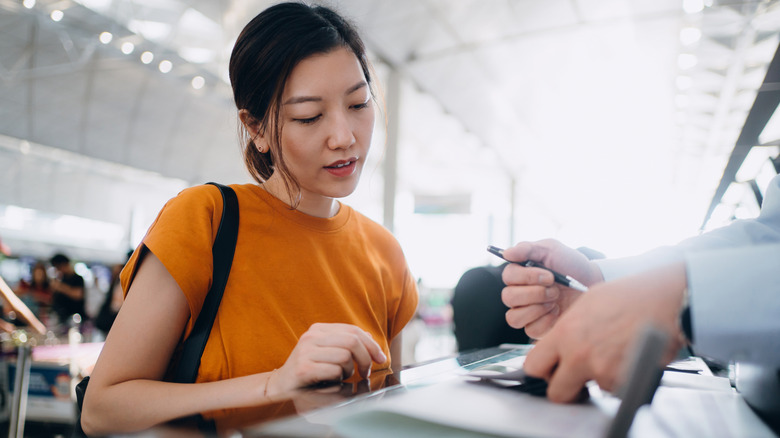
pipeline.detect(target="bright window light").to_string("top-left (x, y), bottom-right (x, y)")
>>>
top-left (121, 42), bottom-right (135, 54)
top-left (140, 51), bottom-right (154, 64)
top-left (680, 27), bottom-right (701, 46)
top-left (683, 0), bottom-right (704, 14)
top-left (736, 146), bottom-right (780, 182)
top-left (99, 31), bottom-right (113, 44)
top-left (23, 0), bottom-right (35, 9)
top-left (51, 215), bottom-right (124, 243)
top-left (722, 182), bottom-right (748, 204)
top-left (759, 105), bottom-right (780, 144)
top-left (50, 10), bottom-right (64, 22)
top-left (179, 47), bottom-right (215, 64)
top-left (0, 205), bottom-right (35, 230)
top-left (676, 75), bottom-right (692, 91)
top-left (677, 53), bottom-right (698, 70)
top-left (675, 94), bottom-right (690, 108)
top-left (158, 60), bottom-right (172, 73)
top-left (191, 76), bottom-right (205, 90)
top-left (72, 0), bottom-right (112, 13)
top-left (127, 20), bottom-right (171, 42)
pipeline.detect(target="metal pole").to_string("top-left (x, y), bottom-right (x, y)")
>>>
top-left (509, 177), bottom-right (516, 245)
top-left (383, 67), bottom-right (401, 234)
top-left (8, 342), bottom-right (32, 438)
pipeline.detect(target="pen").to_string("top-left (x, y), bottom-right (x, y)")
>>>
top-left (487, 245), bottom-right (589, 292)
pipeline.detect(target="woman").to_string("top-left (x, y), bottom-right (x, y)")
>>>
top-left (13, 261), bottom-right (52, 322)
top-left (81, 3), bottom-right (418, 434)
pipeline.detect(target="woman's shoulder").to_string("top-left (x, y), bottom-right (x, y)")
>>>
top-left (174, 183), bottom-right (224, 203)
top-left (180, 183), bottom-right (261, 205)
top-left (162, 183), bottom-right (249, 216)
top-left (347, 208), bottom-right (402, 248)
top-left (143, 184), bottom-right (229, 246)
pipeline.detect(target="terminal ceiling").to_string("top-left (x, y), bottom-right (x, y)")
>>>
top-left (1, 0), bottom-right (780, 264)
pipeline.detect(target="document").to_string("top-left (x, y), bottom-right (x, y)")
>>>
top-left (327, 354), bottom-right (769, 438)
top-left (332, 378), bottom-right (617, 438)
top-left (329, 377), bottom-right (775, 438)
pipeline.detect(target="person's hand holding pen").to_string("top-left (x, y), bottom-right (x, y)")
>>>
top-left (497, 240), bottom-right (605, 339)
top-left (523, 263), bottom-right (687, 402)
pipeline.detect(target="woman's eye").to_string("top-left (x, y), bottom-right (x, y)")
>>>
top-left (294, 115), bottom-right (321, 124)
top-left (352, 101), bottom-right (370, 110)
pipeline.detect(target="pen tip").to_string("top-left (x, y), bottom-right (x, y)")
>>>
top-left (486, 245), bottom-right (504, 258)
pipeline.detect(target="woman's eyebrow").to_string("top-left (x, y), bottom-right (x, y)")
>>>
top-left (345, 81), bottom-right (367, 95)
top-left (284, 95), bottom-right (320, 105)
top-left (283, 81), bottom-right (368, 105)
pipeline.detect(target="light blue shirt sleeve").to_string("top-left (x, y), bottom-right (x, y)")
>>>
top-left (594, 174), bottom-right (780, 365)
top-left (686, 244), bottom-right (780, 366)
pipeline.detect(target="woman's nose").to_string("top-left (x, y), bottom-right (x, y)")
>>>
top-left (326, 112), bottom-right (356, 150)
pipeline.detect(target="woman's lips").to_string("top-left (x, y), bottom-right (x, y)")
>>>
top-left (324, 158), bottom-right (357, 177)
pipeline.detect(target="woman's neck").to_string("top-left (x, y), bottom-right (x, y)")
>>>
top-left (262, 176), bottom-right (340, 218)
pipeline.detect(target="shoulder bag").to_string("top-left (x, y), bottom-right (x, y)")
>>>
top-left (73, 182), bottom-right (239, 436)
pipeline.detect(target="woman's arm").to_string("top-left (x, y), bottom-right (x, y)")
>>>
top-left (81, 252), bottom-right (275, 435)
top-left (81, 251), bottom-right (387, 435)
top-left (390, 333), bottom-right (403, 373)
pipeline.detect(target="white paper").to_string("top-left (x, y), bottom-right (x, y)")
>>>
top-left (333, 379), bottom-right (616, 438)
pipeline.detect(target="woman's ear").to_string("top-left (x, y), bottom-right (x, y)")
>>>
top-left (239, 109), bottom-right (269, 153)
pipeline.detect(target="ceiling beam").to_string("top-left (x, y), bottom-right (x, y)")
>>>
top-left (701, 39), bottom-right (780, 228)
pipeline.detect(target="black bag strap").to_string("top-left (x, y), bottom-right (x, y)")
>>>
top-left (172, 182), bottom-right (239, 384)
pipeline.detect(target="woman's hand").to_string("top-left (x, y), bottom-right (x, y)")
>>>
top-left (501, 239), bottom-right (604, 338)
top-left (268, 323), bottom-right (387, 395)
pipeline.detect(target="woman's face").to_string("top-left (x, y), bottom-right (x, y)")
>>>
top-left (33, 265), bottom-right (46, 283)
top-left (274, 47), bottom-right (374, 204)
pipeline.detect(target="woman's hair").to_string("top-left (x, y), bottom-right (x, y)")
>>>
top-left (31, 261), bottom-right (49, 288)
top-left (229, 2), bottom-right (373, 204)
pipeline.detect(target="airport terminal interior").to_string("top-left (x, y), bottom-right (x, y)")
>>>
top-left (1, 0), bottom-right (780, 436)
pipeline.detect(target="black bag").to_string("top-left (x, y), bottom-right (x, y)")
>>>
top-left (73, 182), bottom-right (239, 436)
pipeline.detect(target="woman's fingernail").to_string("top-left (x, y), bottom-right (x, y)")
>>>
top-left (545, 288), bottom-right (557, 299)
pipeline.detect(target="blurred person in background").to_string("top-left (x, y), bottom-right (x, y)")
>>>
top-left (94, 251), bottom-right (132, 336)
top-left (12, 261), bottom-right (53, 322)
top-left (49, 253), bottom-right (86, 327)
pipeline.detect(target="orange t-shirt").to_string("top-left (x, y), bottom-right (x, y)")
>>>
top-left (120, 184), bottom-right (418, 383)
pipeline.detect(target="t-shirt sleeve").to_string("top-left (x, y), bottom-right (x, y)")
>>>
top-left (119, 184), bottom-right (224, 334)
top-left (388, 263), bottom-right (419, 341)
